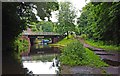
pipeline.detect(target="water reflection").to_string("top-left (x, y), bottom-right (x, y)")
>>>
top-left (23, 61), bottom-right (59, 74)
top-left (29, 44), bottom-right (60, 56)
top-left (22, 43), bottom-right (60, 74)
top-left (34, 43), bottom-right (48, 49)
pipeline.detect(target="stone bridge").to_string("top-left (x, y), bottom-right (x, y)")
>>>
top-left (22, 28), bottom-right (65, 45)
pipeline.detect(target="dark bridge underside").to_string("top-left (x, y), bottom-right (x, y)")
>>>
top-left (26, 35), bottom-right (63, 38)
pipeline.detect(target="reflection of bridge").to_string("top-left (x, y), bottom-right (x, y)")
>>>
top-left (22, 30), bottom-right (65, 45)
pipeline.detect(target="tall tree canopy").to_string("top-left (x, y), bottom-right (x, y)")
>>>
top-left (29, 21), bottom-right (55, 32)
top-left (77, 2), bottom-right (120, 45)
top-left (34, 2), bottom-right (59, 21)
top-left (3, 2), bottom-right (59, 50)
top-left (2, 2), bottom-right (59, 74)
top-left (57, 2), bottom-right (77, 34)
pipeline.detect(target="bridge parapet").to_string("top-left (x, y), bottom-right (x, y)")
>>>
top-left (22, 31), bottom-right (60, 36)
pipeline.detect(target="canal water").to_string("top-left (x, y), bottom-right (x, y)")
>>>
top-left (21, 43), bottom-right (61, 75)
top-left (20, 40), bottom-right (120, 75)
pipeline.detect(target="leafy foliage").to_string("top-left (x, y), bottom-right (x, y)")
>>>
top-left (30, 21), bottom-right (55, 32)
top-left (14, 39), bottom-right (29, 53)
top-left (2, 2), bottom-right (59, 73)
top-left (80, 34), bottom-right (87, 39)
top-left (34, 2), bottom-right (59, 21)
top-left (77, 2), bottom-right (120, 45)
top-left (2, 2), bottom-right (59, 52)
top-left (13, 36), bottom-right (30, 60)
top-left (57, 2), bottom-right (77, 34)
top-left (85, 39), bottom-right (120, 51)
top-left (60, 41), bottom-right (108, 67)
top-left (60, 41), bottom-right (86, 66)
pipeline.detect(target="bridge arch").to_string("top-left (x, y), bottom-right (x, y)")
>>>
top-left (22, 30), bottom-right (65, 46)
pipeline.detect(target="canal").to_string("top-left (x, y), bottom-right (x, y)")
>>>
top-left (21, 43), bottom-right (61, 75)
top-left (20, 38), bottom-right (120, 75)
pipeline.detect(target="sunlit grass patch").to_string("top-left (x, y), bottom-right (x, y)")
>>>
top-left (49, 35), bottom-right (77, 47)
top-left (57, 38), bottom-right (77, 46)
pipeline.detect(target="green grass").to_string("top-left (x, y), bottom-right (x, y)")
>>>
top-left (57, 38), bottom-right (77, 46)
top-left (60, 41), bottom-right (108, 67)
top-left (83, 48), bottom-right (108, 67)
top-left (85, 39), bottom-right (120, 51)
top-left (49, 36), bottom-right (77, 47)
top-left (50, 36), bottom-right (108, 67)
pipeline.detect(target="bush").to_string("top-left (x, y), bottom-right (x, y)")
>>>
top-left (60, 41), bottom-right (86, 66)
top-left (60, 40), bottom-right (108, 67)
top-left (14, 38), bottom-right (29, 53)
top-left (13, 36), bottom-right (30, 60)
top-left (80, 34), bottom-right (87, 39)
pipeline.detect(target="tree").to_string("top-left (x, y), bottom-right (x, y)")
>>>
top-left (77, 2), bottom-right (120, 45)
top-left (3, 2), bottom-right (59, 50)
top-left (40, 21), bottom-right (54, 32)
top-left (2, 2), bottom-right (59, 74)
top-left (34, 2), bottom-right (59, 21)
top-left (30, 21), bottom-right (55, 32)
top-left (57, 2), bottom-right (77, 34)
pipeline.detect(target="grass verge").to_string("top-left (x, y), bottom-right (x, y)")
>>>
top-left (49, 37), bottom-right (77, 47)
top-left (84, 48), bottom-right (108, 67)
top-left (60, 41), bottom-right (108, 67)
top-left (50, 36), bottom-right (108, 67)
top-left (85, 39), bottom-right (120, 51)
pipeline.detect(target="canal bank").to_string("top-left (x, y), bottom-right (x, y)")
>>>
top-left (75, 37), bottom-right (120, 74)
top-left (50, 36), bottom-right (120, 75)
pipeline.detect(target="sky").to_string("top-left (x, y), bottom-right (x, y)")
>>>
top-left (58, 0), bottom-right (90, 10)
top-left (33, 0), bottom-right (90, 23)
top-left (50, 0), bottom-right (90, 23)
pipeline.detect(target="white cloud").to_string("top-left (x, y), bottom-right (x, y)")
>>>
top-left (50, 11), bottom-right (59, 22)
top-left (32, 8), bottom-right (37, 15)
top-left (54, 0), bottom-right (90, 24)
top-left (32, 0), bottom-right (90, 23)
top-left (36, 15), bottom-right (42, 21)
top-left (57, 0), bottom-right (90, 10)
top-left (70, 0), bottom-right (87, 10)
top-left (44, 17), bottom-right (48, 21)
